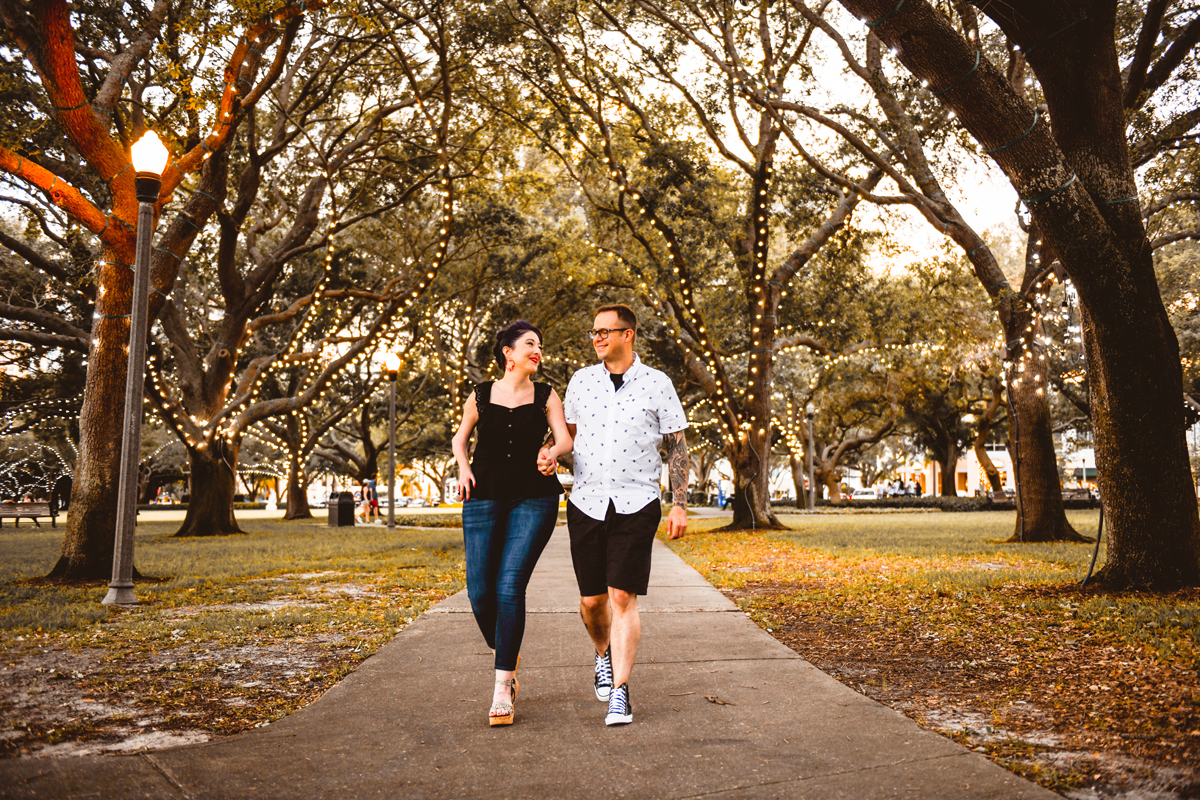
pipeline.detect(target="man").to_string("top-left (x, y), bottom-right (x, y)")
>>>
top-left (539, 304), bottom-right (689, 726)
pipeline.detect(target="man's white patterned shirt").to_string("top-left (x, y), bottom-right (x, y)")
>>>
top-left (563, 354), bottom-right (688, 520)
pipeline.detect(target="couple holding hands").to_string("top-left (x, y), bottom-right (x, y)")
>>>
top-left (451, 304), bottom-right (690, 728)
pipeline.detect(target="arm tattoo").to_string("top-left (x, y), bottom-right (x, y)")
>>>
top-left (663, 431), bottom-right (689, 507)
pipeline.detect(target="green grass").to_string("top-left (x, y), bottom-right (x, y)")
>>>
top-left (0, 517), bottom-right (466, 636)
top-left (772, 509), bottom-right (1101, 561)
top-left (769, 510), bottom-right (1103, 592)
top-left (0, 515), bottom-right (470, 753)
top-left (668, 508), bottom-right (1197, 671)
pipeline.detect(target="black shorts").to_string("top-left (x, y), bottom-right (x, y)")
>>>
top-left (567, 499), bottom-right (662, 597)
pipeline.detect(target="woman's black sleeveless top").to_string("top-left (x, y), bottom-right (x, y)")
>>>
top-left (469, 381), bottom-right (564, 500)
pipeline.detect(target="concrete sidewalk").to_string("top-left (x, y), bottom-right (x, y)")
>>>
top-left (1, 527), bottom-right (1058, 799)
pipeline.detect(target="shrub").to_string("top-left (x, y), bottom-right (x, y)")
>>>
top-left (136, 502), bottom-right (269, 511)
top-left (773, 496), bottom-right (991, 512)
top-left (773, 494), bottom-right (1099, 512)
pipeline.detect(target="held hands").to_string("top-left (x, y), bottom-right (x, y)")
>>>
top-left (665, 505), bottom-right (687, 540)
top-left (536, 447), bottom-right (557, 476)
top-left (456, 470), bottom-right (475, 502)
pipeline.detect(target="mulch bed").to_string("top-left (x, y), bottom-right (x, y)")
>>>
top-left (730, 580), bottom-right (1200, 799)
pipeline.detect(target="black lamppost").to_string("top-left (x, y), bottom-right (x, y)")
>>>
top-left (384, 351), bottom-right (400, 530)
top-left (103, 131), bottom-right (169, 606)
top-left (805, 402), bottom-right (816, 512)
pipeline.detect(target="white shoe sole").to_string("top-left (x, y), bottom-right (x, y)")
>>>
top-left (605, 712), bottom-right (632, 725)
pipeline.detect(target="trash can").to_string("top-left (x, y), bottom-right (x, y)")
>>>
top-left (328, 491), bottom-right (356, 527)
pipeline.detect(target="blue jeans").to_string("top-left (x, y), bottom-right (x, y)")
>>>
top-left (462, 495), bottom-right (559, 671)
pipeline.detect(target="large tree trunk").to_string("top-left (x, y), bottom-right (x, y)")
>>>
top-left (175, 439), bottom-right (245, 537)
top-left (1005, 306), bottom-right (1087, 542)
top-left (280, 413), bottom-right (313, 520)
top-left (284, 450), bottom-right (313, 520)
top-left (999, 228), bottom-right (1085, 541)
top-left (973, 377), bottom-right (1004, 493)
top-left (723, 435), bottom-right (783, 530)
top-left (975, 444), bottom-right (1003, 493)
top-left (1080, 272), bottom-right (1200, 588)
top-left (717, 145), bottom-right (785, 532)
top-left (44, 250), bottom-right (135, 582)
top-left (938, 442), bottom-right (958, 497)
top-left (823, 472), bottom-right (844, 505)
top-left (788, 451), bottom-right (813, 510)
top-left (930, 426), bottom-right (961, 497)
top-left (1006, 372), bottom-right (1086, 542)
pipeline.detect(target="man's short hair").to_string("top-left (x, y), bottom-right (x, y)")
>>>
top-left (595, 303), bottom-right (637, 332)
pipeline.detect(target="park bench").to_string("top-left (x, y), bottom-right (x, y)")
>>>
top-left (1061, 488), bottom-right (1094, 501)
top-left (0, 502), bottom-right (57, 528)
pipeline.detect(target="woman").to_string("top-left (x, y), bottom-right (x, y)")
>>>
top-left (356, 481), bottom-right (372, 524)
top-left (452, 321), bottom-right (572, 726)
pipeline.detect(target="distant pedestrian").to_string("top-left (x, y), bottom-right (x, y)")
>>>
top-left (367, 476), bottom-right (379, 522)
top-left (452, 320), bottom-right (573, 726)
top-left (541, 303), bottom-right (689, 727)
top-left (358, 481), bottom-right (372, 523)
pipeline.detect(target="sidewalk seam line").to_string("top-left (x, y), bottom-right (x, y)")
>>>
top-left (141, 752), bottom-right (195, 799)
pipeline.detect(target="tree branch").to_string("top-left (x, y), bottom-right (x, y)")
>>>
top-left (1151, 228), bottom-right (1200, 249)
top-left (0, 145), bottom-right (125, 242)
top-left (1134, 13), bottom-right (1200, 110)
top-left (0, 227), bottom-right (74, 283)
top-left (1123, 0), bottom-right (1171, 109)
top-left (0, 326), bottom-right (87, 351)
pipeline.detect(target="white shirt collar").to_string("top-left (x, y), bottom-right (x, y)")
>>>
top-left (602, 352), bottom-right (642, 384)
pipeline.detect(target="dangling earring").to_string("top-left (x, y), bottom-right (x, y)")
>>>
top-left (506, 360), bottom-right (515, 372)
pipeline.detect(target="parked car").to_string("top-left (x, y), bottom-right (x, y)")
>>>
top-left (307, 490), bottom-right (337, 508)
top-left (407, 498), bottom-right (433, 508)
top-left (850, 487), bottom-right (877, 500)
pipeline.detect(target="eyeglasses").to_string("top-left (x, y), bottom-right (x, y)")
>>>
top-left (587, 328), bottom-right (631, 341)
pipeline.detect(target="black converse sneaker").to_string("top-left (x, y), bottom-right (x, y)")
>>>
top-left (594, 646), bottom-right (613, 701)
top-left (605, 682), bottom-right (632, 725)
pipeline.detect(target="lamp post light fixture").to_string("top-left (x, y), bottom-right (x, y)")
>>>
top-left (103, 131), bottom-right (169, 606)
top-left (384, 351), bottom-right (401, 531)
top-left (805, 402), bottom-right (816, 513)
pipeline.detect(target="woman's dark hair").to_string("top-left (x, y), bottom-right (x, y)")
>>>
top-left (493, 320), bottom-right (542, 372)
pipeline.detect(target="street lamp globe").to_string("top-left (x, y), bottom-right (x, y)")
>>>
top-left (131, 131), bottom-right (170, 174)
top-left (805, 402), bottom-right (815, 418)
top-left (384, 351), bottom-right (401, 379)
